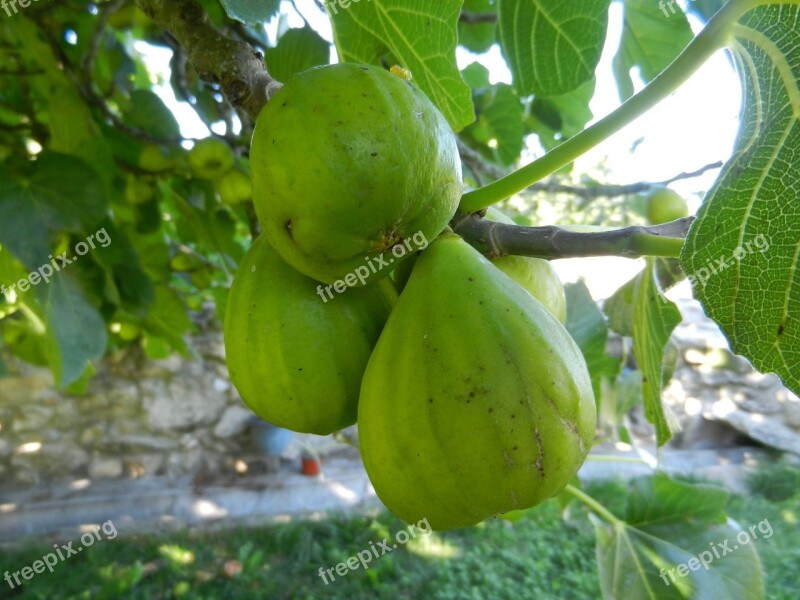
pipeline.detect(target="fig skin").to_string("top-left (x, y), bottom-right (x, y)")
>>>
top-left (358, 233), bottom-right (596, 530)
top-left (484, 207), bottom-right (567, 323)
top-left (250, 63), bottom-right (462, 285)
top-left (224, 235), bottom-right (395, 435)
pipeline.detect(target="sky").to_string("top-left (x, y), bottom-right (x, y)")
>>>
top-left (138, 0), bottom-right (743, 299)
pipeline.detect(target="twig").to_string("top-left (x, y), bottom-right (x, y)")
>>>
top-left (460, 12), bottom-right (497, 25)
top-left (136, 0), bottom-right (282, 120)
top-left (531, 161), bottom-right (724, 198)
top-left (82, 0), bottom-right (126, 87)
top-left (459, 137), bottom-right (722, 199)
top-left (28, 13), bottom-right (185, 144)
top-left (458, 139), bottom-right (507, 181)
top-left (450, 211), bottom-right (692, 259)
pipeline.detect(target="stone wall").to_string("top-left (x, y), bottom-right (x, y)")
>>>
top-left (0, 329), bottom-right (254, 487)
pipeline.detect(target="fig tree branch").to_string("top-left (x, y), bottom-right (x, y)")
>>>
top-left (135, 0), bottom-right (282, 120)
top-left (450, 212), bottom-right (692, 259)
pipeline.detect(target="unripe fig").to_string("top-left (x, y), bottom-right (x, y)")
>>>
top-left (189, 138), bottom-right (235, 180)
top-left (484, 207), bottom-right (567, 323)
top-left (138, 144), bottom-right (176, 173)
top-left (645, 187), bottom-right (689, 224)
top-left (225, 235), bottom-right (395, 435)
top-left (251, 63), bottom-right (462, 284)
top-left (215, 167), bottom-right (252, 206)
top-left (358, 233), bottom-right (596, 530)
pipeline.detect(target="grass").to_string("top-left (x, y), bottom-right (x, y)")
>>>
top-left (1, 470), bottom-right (798, 599)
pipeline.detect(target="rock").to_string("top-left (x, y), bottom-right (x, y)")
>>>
top-left (113, 435), bottom-right (180, 451)
top-left (123, 454), bottom-right (165, 478)
top-left (11, 406), bottom-right (55, 432)
top-left (0, 374), bottom-right (52, 405)
top-left (144, 375), bottom-right (227, 431)
top-left (214, 406), bottom-right (253, 438)
top-left (89, 458), bottom-right (124, 479)
top-left (665, 298), bottom-right (800, 455)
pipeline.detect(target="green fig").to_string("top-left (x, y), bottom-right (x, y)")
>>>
top-left (645, 187), bottom-right (689, 224)
top-left (358, 233), bottom-right (596, 530)
top-left (189, 138), bottom-right (235, 180)
top-left (225, 235), bottom-right (395, 435)
top-left (216, 167), bottom-right (252, 206)
top-left (484, 207), bottom-right (567, 323)
top-left (250, 63), bottom-right (462, 284)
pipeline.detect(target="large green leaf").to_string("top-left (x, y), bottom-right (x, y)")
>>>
top-left (123, 90), bottom-right (182, 139)
top-left (41, 273), bottom-right (108, 388)
top-left (681, 4), bottom-right (800, 397)
top-left (528, 77), bottom-right (596, 152)
top-left (329, 0), bottom-right (474, 131)
top-left (265, 27), bottom-right (330, 82)
top-left (632, 259), bottom-right (681, 447)
top-left (613, 0), bottom-right (694, 102)
top-left (565, 280), bottom-right (621, 402)
top-left (498, 0), bottom-right (611, 97)
top-left (218, 0), bottom-right (280, 25)
top-left (462, 63), bottom-right (525, 167)
top-left (594, 474), bottom-right (765, 600)
top-left (0, 153), bottom-right (108, 270)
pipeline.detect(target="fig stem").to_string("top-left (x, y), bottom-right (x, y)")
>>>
top-left (451, 212), bottom-right (692, 259)
top-left (458, 0), bottom-right (761, 213)
top-left (564, 484), bottom-right (622, 526)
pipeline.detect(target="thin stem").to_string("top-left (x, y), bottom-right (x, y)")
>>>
top-left (19, 302), bottom-right (46, 335)
top-left (564, 484), bottom-right (622, 525)
top-left (459, 0), bottom-right (757, 213)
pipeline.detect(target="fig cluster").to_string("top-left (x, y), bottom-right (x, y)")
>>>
top-left (225, 63), bottom-right (596, 530)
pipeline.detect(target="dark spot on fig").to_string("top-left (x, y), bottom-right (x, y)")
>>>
top-left (371, 152), bottom-right (378, 157)
top-left (428, 398), bottom-right (434, 404)
top-left (511, 414), bottom-right (515, 419)
top-left (488, 408), bottom-right (493, 413)
top-left (468, 277), bottom-right (474, 282)
top-left (282, 102), bottom-right (288, 107)
top-left (513, 446), bottom-right (518, 451)
top-left (284, 220), bottom-right (293, 238)
top-left (469, 391), bottom-right (475, 398)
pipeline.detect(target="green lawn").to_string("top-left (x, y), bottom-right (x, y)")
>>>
top-left (2, 472), bottom-right (798, 599)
